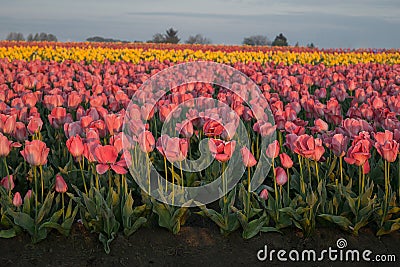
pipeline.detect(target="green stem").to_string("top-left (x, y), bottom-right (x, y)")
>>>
top-left (180, 161), bottom-right (184, 189)
top-left (171, 162), bottom-right (175, 206)
top-left (34, 166), bottom-right (38, 219)
top-left (307, 159), bottom-right (312, 189)
top-left (164, 156), bottom-right (168, 193)
top-left (108, 168), bottom-right (112, 190)
top-left (222, 162), bottom-right (227, 205)
top-left (287, 168), bottom-right (290, 201)
top-left (339, 156), bottom-right (343, 186)
top-left (61, 193), bottom-right (65, 220)
top-left (298, 155), bottom-right (305, 195)
top-left (247, 166), bottom-right (251, 216)
top-left (147, 154), bottom-right (150, 195)
top-left (3, 157), bottom-right (11, 198)
top-left (39, 165), bottom-right (44, 203)
top-left (79, 159), bottom-right (88, 194)
top-left (315, 160), bottom-right (320, 184)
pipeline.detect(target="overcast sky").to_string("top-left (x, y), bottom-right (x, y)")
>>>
top-left (1, 0), bottom-right (399, 48)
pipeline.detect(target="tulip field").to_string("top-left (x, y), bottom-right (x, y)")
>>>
top-left (0, 41), bottom-right (400, 256)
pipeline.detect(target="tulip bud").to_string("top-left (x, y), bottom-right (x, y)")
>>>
top-left (55, 175), bottom-right (68, 193)
top-left (279, 153), bottom-right (293, 169)
top-left (275, 167), bottom-right (288, 186)
top-left (259, 189), bottom-right (269, 200)
top-left (266, 140), bottom-right (280, 159)
top-left (13, 192), bottom-right (23, 207)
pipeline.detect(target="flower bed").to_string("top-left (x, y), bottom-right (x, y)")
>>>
top-left (0, 43), bottom-right (399, 253)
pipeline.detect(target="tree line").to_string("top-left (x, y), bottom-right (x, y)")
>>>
top-left (6, 32), bottom-right (57, 42)
top-left (4, 29), bottom-right (315, 47)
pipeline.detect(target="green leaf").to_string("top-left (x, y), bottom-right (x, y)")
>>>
top-left (123, 217), bottom-right (147, 237)
top-left (377, 218), bottom-right (400, 236)
top-left (260, 227), bottom-right (282, 234)
top-left (7, 210), bottom-right (35, 236)
top-left (242, 213), bottom-right (268, 239)
top-left (37, 192), bottom-right (55, 224)
top-left (0, 228), bottom-right (17, 238)
top-left (318, 214), bottom-right (353, 231)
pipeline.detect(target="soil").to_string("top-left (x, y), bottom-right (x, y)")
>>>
top-left (0, 216), bottom-right (399, 267)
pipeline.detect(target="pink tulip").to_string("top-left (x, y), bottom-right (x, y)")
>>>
top-left (138, 130), bottom-right (155, 153)
top-left (55, 174), bottom-right (68, 193)
top-left (279, 153), bottom-right (293, 169)
top-left (266, 140), bottom-right (280, 159)
top-left (13, 192), bottom-right (23, 207)
top-left (20, 140), bottom-right (49, 166)
top-left (1, 175), bottom-right (14, 190)
top-left (66, 135), bottom-right (85, 158)
top-left (94, 145), bottom-right (127, 174)
top-left (240, 147), bottom-right (257, 167)
top-left (259, 189), bottom-right (269, 200)
top-left (275, 167), bottom-right (288, 186)
top-left (208, 139), bottom-right (236, 162)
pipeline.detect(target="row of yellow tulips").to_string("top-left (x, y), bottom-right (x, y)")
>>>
top-left (1, 44), bottom-right (399, 65)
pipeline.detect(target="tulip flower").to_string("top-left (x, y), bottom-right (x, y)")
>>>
top-left (66, 135), bottom-right (85, 158)
top-left (20, 140), bottom-right (49, 166)
top-left (0, 133), bottom-right (21, 157)
top-left (275, 167), bottom-right (288, 186)
top-left (156, 135), bottom-right (188, 162)
top-left (55, 174), bottom-right (68, 193)
top-left (266, 140), bottom-right (280, 159)
top-left (293, 135), bottom-right (325, 162)
top-left (259, 189), bottom-right (269, 200)
top-left (13, 192), bottom-right (22, 207)
top-left (175, 119), bottom-right (194, 138)
top-left (55, 174), bottom-right (68, 219)
top-left (279, 153), bottom-right (293, 169)
top-left (344, 139), bottom-right (371, 167)
top-left (240, 147), bottom-right (257, 167)
top-left (1, 175), bottom-right (14, 191)
top-left (208, 139), bottom-right (236, 163)
top-left (94, 145), bottom-right (127, 175)
top-left (138, 130), bottom-right (155, 153)
top-left (27, 117), bottom-right (43, 135)
top-left (203, 119), bottom-right (224, 137)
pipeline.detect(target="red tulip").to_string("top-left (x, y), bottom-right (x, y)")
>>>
top-left (138, 130), bottom-right (155, 153)
top-left (0, 114), bottom-right (16, 135)
top-left (266, 140), bottom-right (280, 159)
top-left (156, 135), bottom-right (188, 162)
top-left (13, 192), bottom-right (23, 207)
top-left (374, 139), bottom-right (399, 163)
top-left (27, 117), bottom-right (43, 135)
top-left (66, 135), bottom-right (85, 158)
top-left (240, 147), bottom-right (257, 167)
top-left (1, 175), bottom-right (14, 190)
top-left (48, 107), bottom-right (72, 129)
top-left (253, 120), bottom-right (277, 137)
top-left (259, 188), bottom-right (269, 200)
top-left (55, 174), bottom-right (68, 193)
top-left (275, 167), bottom-right (288, 186)
top-left (310, 119), bottom-right (328, 134)
top-left (279, 153), bottom-right (293, 169)
top-left (13, 122), bottom-right (28, 141)
top-left (176, 120), bottom-right (194, 138)
top-left (105, 114), bottom-right (122, 136)
top-left (94, 145), bottom-right (127, 174)
top-left (20, 140), bottom-right (49, 166)
top-left (24, 190), bottom-right (32, 202)
top-left (293, 135), bottom-right (325, 161)
top-left (208, 138), bottom-right (236, 162)
top-left (0, 133), bottom-right (20, 157)
top-left (329, 133), bottom-right (349, 157)
top-left (344, 139), bottom-right (371, 166)
top-left (203, 119), bottom-right (224, 137)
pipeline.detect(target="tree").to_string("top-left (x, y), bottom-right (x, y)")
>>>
top-left (307, 42), bottom-right (315, 48)
top-left (148, 28), bottom-right (180, 44)
top-left (149, 33), bottom-right (166, 43)
top-left (242, 35), bottom-right (271, 46)
top-left (164, 28), bottom-right (180, 44)
top-left (185, 34), bottom-right (212, 44)
top-left (6, 32), bottom-right (25, 41)
top-left (272, 33), bottom-right (288, 46)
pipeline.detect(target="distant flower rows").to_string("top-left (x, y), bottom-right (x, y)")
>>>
top-left (0, 41), bottom-right (399, 65)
